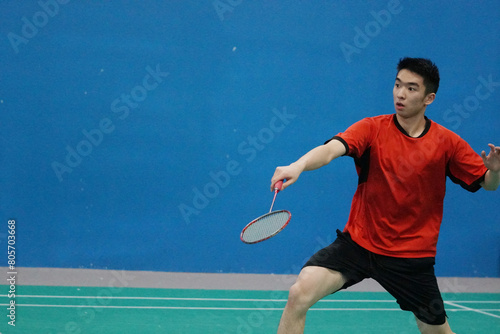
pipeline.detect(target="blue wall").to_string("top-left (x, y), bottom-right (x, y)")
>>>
top-left (1, 1), bottom-right (499, 277)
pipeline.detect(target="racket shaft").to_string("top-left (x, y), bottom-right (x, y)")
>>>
top-left (269, 180), bottom-right (283, 212)
top-left (269, 190), bottom-right (278, 212)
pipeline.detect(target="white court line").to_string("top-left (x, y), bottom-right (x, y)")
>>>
top-left (0, 303), bottom-right (401, 311)
top-left (2, 295), bottom-right (397, 303)
top-left (4, 295), bottom-right (285, 302)
top-left (0, 303), bottom-right (498, 313)
top-left (447, 301), bottom-right (500, 304)
top-left (445, 301), bottom-right (500, 319)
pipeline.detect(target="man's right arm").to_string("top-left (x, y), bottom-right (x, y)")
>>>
top-left (270, 139), bottom-right (347, 191)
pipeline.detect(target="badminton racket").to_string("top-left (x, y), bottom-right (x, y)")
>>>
top-left (240, 180), bottom-right (291, 244)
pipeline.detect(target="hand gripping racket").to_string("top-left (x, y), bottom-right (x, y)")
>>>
top-left (240, 180), bottom-right (291, 244)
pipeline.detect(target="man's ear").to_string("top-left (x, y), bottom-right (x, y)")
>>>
top-left (424, 92), bottom-right (436, 106)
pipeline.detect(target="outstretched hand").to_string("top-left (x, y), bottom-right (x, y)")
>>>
top-left (481, 143), bottom-right (500, 172)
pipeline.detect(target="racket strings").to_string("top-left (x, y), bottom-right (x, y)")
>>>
top-left (241, 210), bottom-right (291, 243)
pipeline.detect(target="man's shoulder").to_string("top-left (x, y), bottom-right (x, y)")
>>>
top-left (429, 118), bottom-right (463, 140)
top-left (356, 114), bottom-right (394, 127)
top-left (364, 114), bottom-right (394, 122)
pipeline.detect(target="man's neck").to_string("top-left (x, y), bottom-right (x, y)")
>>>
top-left (396, 113), bottom-right (427, 138)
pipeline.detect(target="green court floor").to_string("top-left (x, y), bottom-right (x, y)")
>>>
top-left (0, 286), bottom-right (498, 333)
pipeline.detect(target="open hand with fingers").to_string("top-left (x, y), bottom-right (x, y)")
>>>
top-left (481, 143), bottom-right (500, 172)
top-left (480, 143), bottom-right (500, 191)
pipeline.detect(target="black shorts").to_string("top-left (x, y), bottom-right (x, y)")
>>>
top-left (303, 230), bottom-right (447, 325)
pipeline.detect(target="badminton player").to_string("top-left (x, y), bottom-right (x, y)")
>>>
top-left (271, 57), bottom-right (500, 334)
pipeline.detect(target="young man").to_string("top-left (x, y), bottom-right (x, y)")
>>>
top-left (271, 57), bottom-right (500, 334)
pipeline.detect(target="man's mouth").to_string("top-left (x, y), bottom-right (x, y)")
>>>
top-left (395, 102), bottom-right (405, 109)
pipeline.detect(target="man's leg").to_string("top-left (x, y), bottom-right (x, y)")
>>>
top-left (416, 318), bottom-right (455, 334)
top-left (277, 266), bottom-right (346, 334)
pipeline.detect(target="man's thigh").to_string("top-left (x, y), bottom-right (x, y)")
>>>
top-left (303, 229), bottom-right (371, 289)
top-left (290, 266), bottom-right (346, 306)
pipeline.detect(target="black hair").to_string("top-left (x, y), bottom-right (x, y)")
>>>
top-left (397, 57), bottom-right (440, 94)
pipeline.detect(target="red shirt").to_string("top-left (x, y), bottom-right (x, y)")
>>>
top-left (331, 114), bottom-right (487, 258)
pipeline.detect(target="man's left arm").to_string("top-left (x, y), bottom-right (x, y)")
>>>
top-left (480, 143), bottom-right (500, 191)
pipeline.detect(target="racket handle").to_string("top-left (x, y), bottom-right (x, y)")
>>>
top-left (274, 180), bottom-right (284, 192)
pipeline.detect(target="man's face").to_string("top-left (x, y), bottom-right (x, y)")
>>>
top-left (393, 69), bottom-right (435, 118)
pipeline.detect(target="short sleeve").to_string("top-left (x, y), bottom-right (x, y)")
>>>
top-left (325, 117), bottom-right (376, 159)
top-left (446, 138), bottom-right (488, 192)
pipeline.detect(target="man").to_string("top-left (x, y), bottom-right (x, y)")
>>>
top-left (271, 57), bottom-right (500, 334)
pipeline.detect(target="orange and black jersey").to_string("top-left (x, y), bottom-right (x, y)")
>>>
top-left (328, 114), bottom-right (487, 258)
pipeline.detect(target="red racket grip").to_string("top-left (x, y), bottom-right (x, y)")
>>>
top-left (274, 180), bottom-right (284, 192)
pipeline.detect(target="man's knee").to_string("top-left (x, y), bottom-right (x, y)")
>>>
top-left (285, 266), bottom-right (346, 314)
top-left (286, 281), bottom-right (311, 310)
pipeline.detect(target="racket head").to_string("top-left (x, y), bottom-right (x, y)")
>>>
top-left (240, 209), bottom-right (291, 244)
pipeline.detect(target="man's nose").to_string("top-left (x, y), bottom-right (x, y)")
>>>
top-left (396, 87), bottom-right (405, 99)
